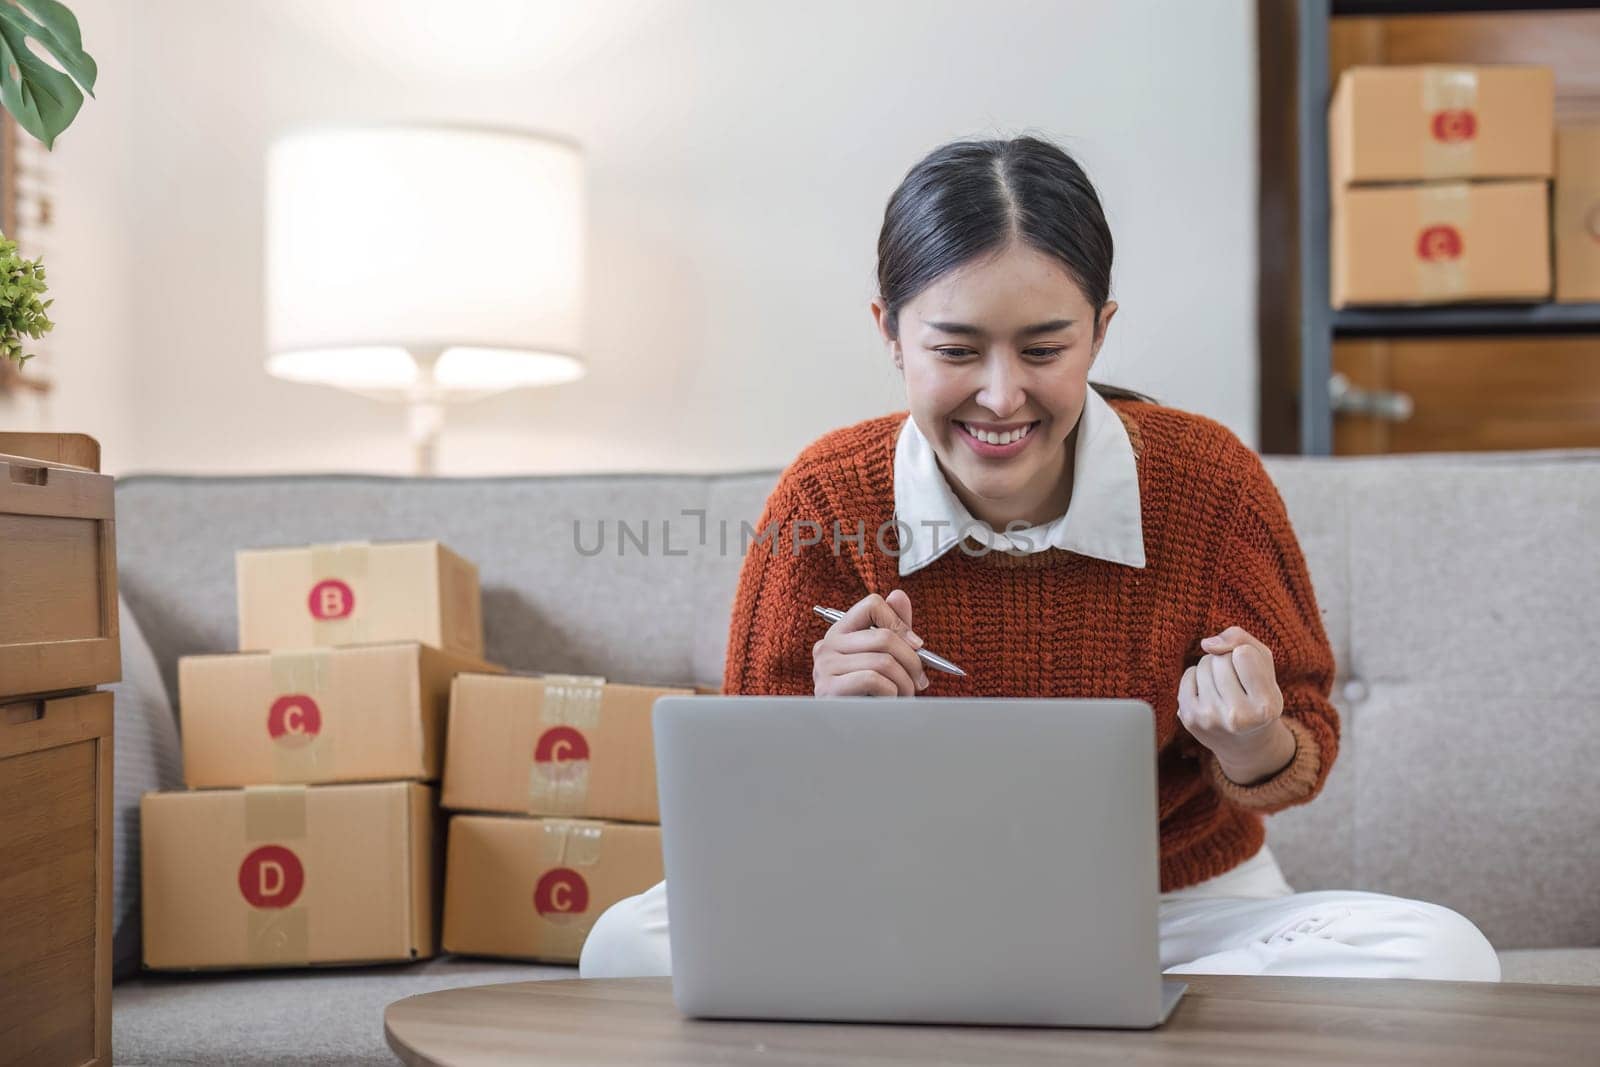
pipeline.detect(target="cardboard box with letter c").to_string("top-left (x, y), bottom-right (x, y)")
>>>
top-left (1331, 179), bottom-right (1550, 307)
top-left (178, 642), bottom-right (498, 789)
top-left (441, 673), bottom-right (692, 823)
top-left (442, 814), bottom-right (662, 963)
top-left (1329, 65), bottom-right (1554, 186)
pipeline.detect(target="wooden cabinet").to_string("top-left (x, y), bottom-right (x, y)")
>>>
top-left (0, 690), bottom-right (113, 1067)
top-left (0, 433), bottom-right (115, 1067)
top-left (1334, 336), bottom-right (1600, 453)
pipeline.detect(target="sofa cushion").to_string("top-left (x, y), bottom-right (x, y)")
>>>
top-left (1261, 455), bottom-right (1600, 952)
top-left (108, 594), bottom-right (184, 983)
top-left (114, 957), bottom-right (573, 1065)
top-left (1498, 948), bottom-right (1600, 987)
top-left (693, 472), bottom-right (782, 685)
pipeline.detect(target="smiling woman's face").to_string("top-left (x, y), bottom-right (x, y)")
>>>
top-left (872, 240), bottom-right (1116, 530)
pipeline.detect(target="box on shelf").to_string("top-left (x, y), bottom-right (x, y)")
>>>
top-left (442, 673), bottom-right (693, 823)
top-left (1329, 64), bottom-right (1554, 186)
top-left (0, 448), bottom-right (120, 700)
top-left (236, 539), bottom-right (483, 659)
top-left (179, 642), bottom-right (498, 788)
top-left (141, 782), bottom-right (440, 971)
top-left (1555, 124), bottom-right (1600, 303)
top-left (1331, 179), bottom-right (1550, 307)
top-left (1, 690), bottom-right (112, 1064)
top-left (442, 814), bottom-right (663, 963)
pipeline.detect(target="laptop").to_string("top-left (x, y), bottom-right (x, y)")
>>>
top-left (651, 695), bottom-right (1187, 1028)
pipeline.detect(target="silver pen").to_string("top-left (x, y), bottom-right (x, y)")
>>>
top-left (812, 604), bottom-right (968, 677)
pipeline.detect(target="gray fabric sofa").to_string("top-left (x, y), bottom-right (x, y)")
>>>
top-left (109, 448), bottom-right (1600, 1065)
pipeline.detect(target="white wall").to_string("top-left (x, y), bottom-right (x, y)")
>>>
top-left (0, 0), bottom-right (136, 465)
top-left (12, 0), bottom-right (1257, 476)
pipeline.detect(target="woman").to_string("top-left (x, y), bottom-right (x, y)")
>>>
top-left (580, 135), bottom-right (1500, 983)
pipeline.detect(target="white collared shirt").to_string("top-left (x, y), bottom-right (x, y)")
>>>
top-left (892, 385), bottom-right (1147, 576)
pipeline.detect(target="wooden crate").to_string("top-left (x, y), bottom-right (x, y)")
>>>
top-left (0, 689), bottom-right (113, 1066)
top-left (0, 433), bottom-right (100, 471)
top-left (0, 448), bottom-right (119, 699)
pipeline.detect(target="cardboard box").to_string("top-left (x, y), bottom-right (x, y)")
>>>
top-left (1555, 124), bottom-right (1600, 303)
top-left (179, 642), bottom-right (498, 788)
top-left (236, 539), bottom-right (483, 659)
top-left (141, 782), bottom-right (440, 971)
top-left (2, 690), bottom-right (112, 1064)
top-left (1331, 180), bottom-right (1550, 307)
top-left (1330, 65), bottom-right (1554, 186)
top-left (442, 673), bottom-right (693, 823)
top-left (443, 815), bottom-right (663, 963)
top-left (0, 447), bottom-right (121, 700)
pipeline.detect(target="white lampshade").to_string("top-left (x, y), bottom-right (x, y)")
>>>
top-left (265, 124), bottom-right (586, 400)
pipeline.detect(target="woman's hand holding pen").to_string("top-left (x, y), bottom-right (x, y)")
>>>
top-left (812, 589), bottom-right (930, 697)
top-left (1178, 625), bottom-right (1296, 785)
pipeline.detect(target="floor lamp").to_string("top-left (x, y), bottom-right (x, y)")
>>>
top-left (264, 124), bottom-right (586, 474)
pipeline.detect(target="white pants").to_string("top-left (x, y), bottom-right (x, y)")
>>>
top-left (578, 845), bottom-right (1502, 983)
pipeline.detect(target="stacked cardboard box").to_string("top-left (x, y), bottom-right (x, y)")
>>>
top-left (1329, 65), bottom-right (1554, 307)
top-left (440, 673), bottom-right (694, 963)
top-left (1555, 124), bottom-right (1600, 303)
top-left (141, 540), bottom-right (497, 971)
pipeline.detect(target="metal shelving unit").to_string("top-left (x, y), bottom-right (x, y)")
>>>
top-left (1266, 0), bottom-right (1600, 454)
top-left (1332, 302), bottom-right (1600, 335)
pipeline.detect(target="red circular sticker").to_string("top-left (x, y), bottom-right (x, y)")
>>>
top-left (238, 845), bottom-right (305, 909)
top-left (1430, 109), bottom-right (1477, 144)
top-left (267, 695), bottom-right (322, 746)
top-left (307, 579), bottom-right (355, 620)
top-left (533, 868), bottom-right (589, 917)
top-left (533, 725), bottom-right (590, 764)
top-left (1416, 224), bottom-right (1464, 262)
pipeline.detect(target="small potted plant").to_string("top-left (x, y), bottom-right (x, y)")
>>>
top-left (0, 233), bottom-right (52, 365)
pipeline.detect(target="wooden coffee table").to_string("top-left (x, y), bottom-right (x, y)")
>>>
top-left (385, 974), bottom-right (1599, 1065)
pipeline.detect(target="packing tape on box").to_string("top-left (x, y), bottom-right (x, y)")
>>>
top-left (1417, 184), bottom-right (1471, 298)
top-left (535, 819), bottom-right (606, 959)
top-left (243, 785), bottom-right (310, 964)
top-left (245, 784), bottom-right (308, 841)
top-left (527, 674), bottom-right (606, 814)
top-left (247, 908), bottom-right (310, 967)
top-left (1421, 67), bottom-right (1478, 179)
top-left (539, 817), bottom-right (606, 867)
top-left (309, 540), bottom-right (370, 647)
top-left (543, 674), bottom-right (605, 728)
top-left (269, 650), bottom-right (334, 784)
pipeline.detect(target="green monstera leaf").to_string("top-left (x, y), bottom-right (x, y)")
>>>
top-left (0, 0), bottom-right (96, 149)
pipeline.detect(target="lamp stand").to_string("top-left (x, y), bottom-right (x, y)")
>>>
top-left (408, 347), bottom-right (446, 477)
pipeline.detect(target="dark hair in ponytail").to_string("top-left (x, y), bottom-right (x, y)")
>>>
top-left (875, 135), bottom-right (1158, 407)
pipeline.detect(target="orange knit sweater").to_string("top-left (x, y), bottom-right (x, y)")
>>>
top-left (721, 400), bottom-right (1340, 892)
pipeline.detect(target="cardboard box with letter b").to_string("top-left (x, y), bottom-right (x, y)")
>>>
top-left (236, 539), bottom-right (483, 659)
